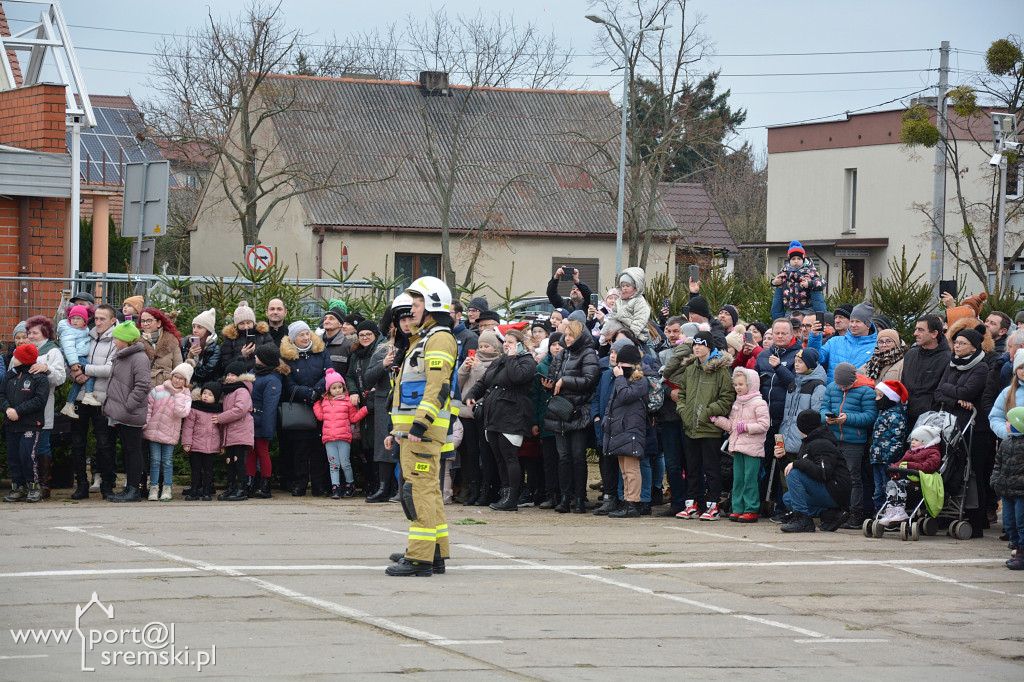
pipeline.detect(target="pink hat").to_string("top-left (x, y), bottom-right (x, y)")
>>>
top-left (68, 305), bottom-right (89, 322)
top-left (325, 369), bottom-right (345, 391)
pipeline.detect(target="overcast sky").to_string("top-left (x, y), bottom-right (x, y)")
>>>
top-left (3, 0), bottom-right (1014, 151)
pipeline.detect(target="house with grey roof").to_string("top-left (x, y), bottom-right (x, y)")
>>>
top-left (189, 72), bottom-right (727, 295)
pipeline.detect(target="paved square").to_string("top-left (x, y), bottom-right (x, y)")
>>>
top-left (1, 494), bottom-right (1021, 679)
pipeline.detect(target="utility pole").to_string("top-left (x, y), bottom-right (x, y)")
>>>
top-left (930, 40), bottom-right (950, 286)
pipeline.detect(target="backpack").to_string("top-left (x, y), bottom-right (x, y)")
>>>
top-left (645, 374), bottom-right (665, 414)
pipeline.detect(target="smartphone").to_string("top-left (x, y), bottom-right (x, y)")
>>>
top-left (561, 267), bottom-right (576, 281)
top-left (744, 332), bottom-right (753, 344)
top-left (826, 413), bottom-right (838, 420)
top-left (245, 329), bottom-right (256, 340)
top-left (938, 280), bottom-right (956, 298)
top-left (689, 265), bottom-right (699, 282)
top-left (590, 293), bottom-right (599, 306)
top-left (816, 311), bottom-right (825, 326)
top-left (661, 298), bottom-right (671, 311)
top-left (774, 434), bottom-right (784, 445)
top-left (190, 337), bottom-right (200, 349)
top-left (467, 349), bottom-right (476, 358)
top-left (680, 305), bottom-right (690, 318)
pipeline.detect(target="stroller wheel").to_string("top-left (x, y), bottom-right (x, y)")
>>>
top-left (947, 521), bottom-right (956, 537)
top-left (872, 521), bottom-right (885, 538)
top-left (862, 519), bottom-right (873, 538)
top-left (899, 521), bottom-right (911, 541)
top-left (911, 520), bottom-right (921, 541)
top-left (921, 517), bottom-right (938, 536)
top-left (955, 521), bottom-right (973, 540)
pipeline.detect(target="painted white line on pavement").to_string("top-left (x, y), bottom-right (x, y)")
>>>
top-left (55, 526), bottom-right (503, 649)
top-left (624, 558), bottom-right (1004, 569)
top-left (793, 638), bottom-right (889, 644)
top-left (0, 655), bottom-right (50, 660)
top-left (352, 522), bottom-right (408, 537)
top-left (0, 567), bottom-right (200, 578)
top-left (662, 524), bottom-right (797, 551)
top-left (890, 565), bottom-right (1024, 598)
top-left (734, 615), bottom-right (825, 638)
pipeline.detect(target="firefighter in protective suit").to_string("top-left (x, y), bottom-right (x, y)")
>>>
top-left (384, 277), bottom-right (458, 577)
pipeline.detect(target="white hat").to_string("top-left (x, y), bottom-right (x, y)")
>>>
top-left (191, 308), bottom-right (217, 335)
top-left (171, 362), bottom-right (194, 384)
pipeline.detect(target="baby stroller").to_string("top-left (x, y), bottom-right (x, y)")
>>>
top-left (862, 409), bottom-right (975, 541)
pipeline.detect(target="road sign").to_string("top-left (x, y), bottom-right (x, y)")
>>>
top-left (246, 244), bottom-right (274, 271)
top-left (120, 161), bottom-right (170, 238)
top-left (342, 245), bottom-right (349, 274)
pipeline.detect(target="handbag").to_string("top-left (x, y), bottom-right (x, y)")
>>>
top-left (278, 388), bottom-right (319, 431)
top-left (545, 394), bottom-right (575, 422)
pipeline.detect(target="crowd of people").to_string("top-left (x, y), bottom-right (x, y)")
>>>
top-left (3, 242), bottom-right (1024, 570)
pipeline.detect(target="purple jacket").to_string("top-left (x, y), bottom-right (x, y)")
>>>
top-left (182, 401), bottom-right (222, 454)
top-left (219, 374), bottom-right (254, 448)
top-left (143, 380), bottom-right (192, 445)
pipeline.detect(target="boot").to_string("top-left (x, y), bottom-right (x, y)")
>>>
top-left (638, 502), bottom-right (652, 516)
top-left (841, 511), bottom-right (864, 530)
top-left (385, 557), bottom-right (433, 577)
top-left (609, 501), bottom-right (641, 518)
top-left (344, 482), bottom-right (356, 498)
top-left (593, 496), bottom-right (620, 516)
top-left (100, 482), bottom-right (114, 501)
top-left (225, 486), bottom-right (248, 501)
top-left (780, 512), bottom-right (816, 533)
top-left (290, 485), bottom-right (307, 497)
top-left (3, 485), bottom-right (27, 502)
top-left (554, 494), bottom-right (571, 513)
top-left (366, 481), bottom-right (390, 503)
top-left (245, 476), bottom-right (256, 498)
top-left (185, 485), bottom-right (203, 501)
top-left (217, 485), bottom-right (234, 501)
top-left (460, 481), bottom-right (478, 506)
top-left (538, 492), bottom-right (558, 510)
top-left (651, 487), bottom-right (664, 505)
top-left (26, 483), bottom-right (43, 503)
top-left (571, 497), bottom-right (586, 514)
top-left (109, 486), bottom-right (141, 503)
top-left (60, 401), bottom-right (80, 419)
top-left (71, 481), bottom-right (90, 500)
top-left (254, 479), bottom-right (273, 499)
top-left (331, 485), bottom-right (341, 500)
top-left (472, 485), bottom-right (492, 506)
top-left (490, 487), bottom-right (518, 512)
top-left (432, 544), bottom-right (446, 574)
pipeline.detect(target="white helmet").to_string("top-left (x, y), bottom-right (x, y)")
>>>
top-left (405, 276), bottom-right (451, 313)
top-left (391, 293), bottom-right (414, 311)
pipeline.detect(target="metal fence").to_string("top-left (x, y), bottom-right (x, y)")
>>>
top-left (0, 273), bottom-right (376, 332)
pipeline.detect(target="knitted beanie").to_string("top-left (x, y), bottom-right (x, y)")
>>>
top-left (171, 362), bottom-right (194, 384)
top-left (287, 321), bottom-right (311, 339)
top-left (610, 337), bottom-right (633, 354)
top-left (191, 308), bottom-right (217, 335)
top-left (796, 347), bottom-right (819, 371)
top-left (224, 360), bottom-right (247, 377)
top-left (910, 424), bottom-right (941, 446)
top-left (719, 304), bottom-right (739, 326)
top-left (255, 343), bottom-right (280, 367)
top-left (788, 240), bottom-right (806, 258)
top-left (112, 320), bottom-right (140, 343)
top-left (325, 368), bottom-right (345, 391)
top-left (68, 305), bottom-right (90, 323)
top-left (850, 301), bottom-right (875, 326)
top-left (123, 295), bottom-right (144, 314)
top-left (232, 301), bottom-right (256, 326)
top-left (13, 343), bottom-right (37, 366)
top-left (833, 362), bottom-right (857, 387)
top-left (796, 409), bottom-right (821, 435)
top-left (617, 343), bottom-right (642, 366)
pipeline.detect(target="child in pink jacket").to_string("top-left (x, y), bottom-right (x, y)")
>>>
top-left (217, 361), bottom-right (255, 502)
top-left (711, 367), bottom-right (770, 523)
top-left (182, 382), bottom-right (223, 501)
top-left (143, 362), bottom-right (193, 501)
top-left (313, 369), bottom-right (368, 499)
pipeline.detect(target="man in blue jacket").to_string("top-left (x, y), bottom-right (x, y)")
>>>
top-left (808, 301), bottom-right (878, 383)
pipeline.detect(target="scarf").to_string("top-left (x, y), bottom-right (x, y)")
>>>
top-left (476, 346), bottom-right (501, 362)
top-left (190, 400), bottom-right (222, 414)
top-left (144, 329), bottom-right (161, 346)
top-left (864, 345), bottom-right (904, 380)
top-left (254, 363), bottom-right (275, 377)
top-left (950, 348), bottom-right (984, 371)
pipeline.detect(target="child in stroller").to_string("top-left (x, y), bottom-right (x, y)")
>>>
top-left (877, 424), bottom-right (942, 527)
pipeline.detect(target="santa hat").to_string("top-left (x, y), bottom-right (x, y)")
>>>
top-left (876, 380), bottom-right (908, 404)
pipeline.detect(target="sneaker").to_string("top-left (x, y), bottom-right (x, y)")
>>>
top-left (1008, 554), bottom-right (1024, 571)
top-left (887, 506), bottom-right (909, 524)
top-left (876, 507), bottom-right (899, 527)
top-left (331, 485), bottom-right (341, 500)
top-left (676, 501), bottom-right (699, 519)
top-left (26, 484), bottom-right (43, 503)
top-left (90, 472), bottom-right (102, 491)
top-left (699, 503), bottom-right (720, 521)
top-left (148, 485), bottom-right (159, 501)
top-left (81, 392), bottom-right (102, 407)
top-left (160, 486), bottom-right (172, 501)
top-left (344, 483), bottom-right (356, 498)
top-left (60, 402), bottom-right (79, 419)
top-left (819, 509), bottom-right (850, 532)
top-left (517, 493), bottom-right (535, 508)
top-left (737, 513), bottom-right (758, 524)
top-left (728, 513), bottom-right (741, 522)
top-left (770, 511), bottom-right (794, 524)
top-left (781, 513), bottom-right (816, 533)
top-left (3, 485), bottom-right (27, 502)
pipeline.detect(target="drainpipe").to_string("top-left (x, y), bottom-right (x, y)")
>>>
top-left (811, 249), bottom-right (830, 295)
top-left (316, 226), bottom-right (325, 278)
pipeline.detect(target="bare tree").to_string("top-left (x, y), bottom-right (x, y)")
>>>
top-left (701, 145), bottom-right (767, 282)
top-left (142, 1), bottom-right (376, 253)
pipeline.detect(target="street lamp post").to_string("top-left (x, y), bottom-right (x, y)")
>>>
top-left (586, 15), bottom-right (668, 277)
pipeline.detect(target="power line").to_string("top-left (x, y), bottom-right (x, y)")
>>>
top-left (738, 86), bottom-right (933, 130)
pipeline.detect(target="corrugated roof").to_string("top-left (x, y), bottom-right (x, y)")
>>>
top-left (658, 182), bottom-right (738, 253)
top-left (264, 75), bottom-right (676, 237)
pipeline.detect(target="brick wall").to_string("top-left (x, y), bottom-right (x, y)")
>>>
top-left (0, 197), bottom-right (70, 335)
top-left (0, 83), bottom-right (66, 152)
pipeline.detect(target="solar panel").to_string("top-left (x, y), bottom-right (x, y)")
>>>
top-left (72, 106), bottom-right (169, 185)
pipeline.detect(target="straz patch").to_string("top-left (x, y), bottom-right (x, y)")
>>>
top-left (428, 358), bottom-right (444, 370)
top-left (414, 462), bottom-right (431, 473)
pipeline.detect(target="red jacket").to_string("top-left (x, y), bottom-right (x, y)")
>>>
top-left (896, 444), bottom-right (941, 474)
top-left (313, 394), bottom-right (369, 444)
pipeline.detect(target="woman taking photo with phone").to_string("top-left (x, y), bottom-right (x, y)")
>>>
top-left (182, 308), bottom-right (221, 386)
top-left (219, 301), bottom-right (273, 377)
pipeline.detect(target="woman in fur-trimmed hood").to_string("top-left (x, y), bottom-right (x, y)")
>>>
top-left (219, 301), bottom-right (274, 377)
top-left (279, 321), bottom-right (332, 496)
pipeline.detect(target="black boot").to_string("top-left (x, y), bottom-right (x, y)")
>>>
top-left (490, 487), bottom-right (518, 511)
top-left (638, 502), bottom-right (652, 516)
top-left (572, 497), bottom-right (586, 514)
top-left (472, 485), bottom-right (492, 506)
top-left (366, 481), bottom-right (390, 503)
top-left (593, 496), bottom-right (619, 516)
top-left (651, 487), bottom-right (664, 505)
top-left (245, 475), bottom-right (256, 498)
top-left (109, 486), bottom-right (141, 503)
top-left (432, 544), bottom-right (446, 574)
top-left (100, 482), bottom-right (114, 501)
top-left (385, 557), bottom-right (433, 577)
top-left (226, 486), bottom-right (248, 501)
top-left (70, 481), bottom-right (89, 500)
top-left (781, 512), bottom-right (816, 533)
top-left (554, 494), bottom-right (571, 513)
top-left (460, 482), bottom-right (479, 506)
top-left (538, 492), bottom-right (558, 509)
top-left (291, 485), bottom-right (307, 497)
top-left (609, 501), bottom-right (641, 518)
top-left (254, 479), bottom-right (273, 499)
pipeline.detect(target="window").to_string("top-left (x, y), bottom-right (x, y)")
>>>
top-left (843, 168), bottom-right (857, 233)
top-left (395, 253), bottom-right (440, 291)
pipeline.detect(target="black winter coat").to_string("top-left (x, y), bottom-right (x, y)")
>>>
top-left (322, 329), bottom-right (353, 376)
top-left (280, 334), bottom-right (332, 440)
top-left (901, 336), bottom-right (952, 425)
top-left (546, 277), bottom-right (594, 313)
top-left (182, 334), bottom-right (221, 385)
top-left (543, 333), bottom-right (600, 434)
top-left (791, 424), bottom-right (852, 509)
top-left (991, 435), bottom-right (1024, 499)
top-left (602, 372), bottom-right (648, 458)
top-left (933, 351), bottom-right (988, 429)
top-left (219, 321), bottom-right (274, 377)
top-left (0, 365), bottom-right (49, 431)
top-left (467, 351), bottom-right (536, 436)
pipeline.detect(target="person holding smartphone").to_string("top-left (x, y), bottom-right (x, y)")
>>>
top-left (547, 266), bottom-right (594, 314)
top-left (219, 301), bottom-right (273, 377)
top-left (182, 307), bottom-right (222, 386)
